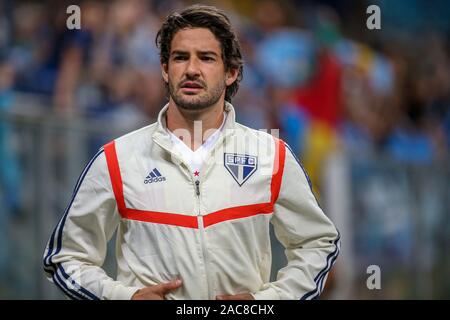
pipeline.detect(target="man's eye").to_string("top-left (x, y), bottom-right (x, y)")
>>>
top-left (174, 56), bottom-right (187, 61)
top-left (201, 56), bottom-right (215, 61)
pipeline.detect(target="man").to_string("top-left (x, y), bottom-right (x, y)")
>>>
top-left (43, 5), bottom-right (340, 300)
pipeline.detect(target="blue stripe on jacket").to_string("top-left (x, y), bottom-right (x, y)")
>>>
top-left (283, 143), bottom-right (340, 300)
top-left (43, 149), bottom-right (104, 300)
top-left (284, 143), bottom-right (321, 206)
top-left (300, 233), bottom-right (340, 300)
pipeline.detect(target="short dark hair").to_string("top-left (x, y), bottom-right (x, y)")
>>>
top-left (156, 4), bottom-right (243, 102)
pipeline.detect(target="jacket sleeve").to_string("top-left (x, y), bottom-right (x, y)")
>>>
top-left (42, 148), bottom-right (141, 300)
top-left (252, 143), bottom-right (340, 300)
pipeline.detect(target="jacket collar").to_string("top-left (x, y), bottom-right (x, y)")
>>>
top-left (152, 101), bottom-right (237, 151)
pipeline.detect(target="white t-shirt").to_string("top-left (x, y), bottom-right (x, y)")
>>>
top-left (168, 113), bottom-right (226, 180)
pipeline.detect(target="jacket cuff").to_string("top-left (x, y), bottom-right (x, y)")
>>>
top-left (251, 287), bottom-right (281, 300)
top-left (109, 285), bottom-right (142, 300)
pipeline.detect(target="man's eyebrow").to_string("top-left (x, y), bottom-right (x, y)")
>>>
top-left (170, 50), bottom-right (219, 56)
top-left (198, 51), bottom-right (219, 56)
top-left (171, 50), bottom-right (189, 55)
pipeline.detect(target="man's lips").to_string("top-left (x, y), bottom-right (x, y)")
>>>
top-left (179, 81), bottom-right (204, 94)
top-left (180, 81), bottom-right (204, 89)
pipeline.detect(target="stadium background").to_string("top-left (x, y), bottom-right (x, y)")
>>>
top-left (0, 0), bottom-right (449, 299)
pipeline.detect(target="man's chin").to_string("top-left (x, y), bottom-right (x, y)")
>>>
top-left (177, 103), bottom-right (210, 111)
top-left (174, 96), bottom-right (212, 111)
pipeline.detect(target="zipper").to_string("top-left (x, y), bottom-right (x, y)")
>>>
top-left (195, 180), bottom-right (200, 196)
top-left (153, 134), bottom-right (215, 298)
top-left (195, 179), bottom-right (213, 299)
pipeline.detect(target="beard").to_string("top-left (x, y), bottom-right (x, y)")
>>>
top-left (168, 78), bottom-right (226, 111)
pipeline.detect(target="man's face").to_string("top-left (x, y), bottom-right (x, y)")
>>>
top-left (162, 28), bottom-right (237, 111)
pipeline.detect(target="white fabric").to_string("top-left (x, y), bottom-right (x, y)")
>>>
top-left (168, 112), bottom-right (226, 179)
top-left (43, 102), bottom-right (340, 300)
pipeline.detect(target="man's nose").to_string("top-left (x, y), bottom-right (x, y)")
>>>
top-left (185, 58), bottom-right (201, 77)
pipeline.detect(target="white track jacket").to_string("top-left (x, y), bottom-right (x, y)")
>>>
top-left (43, 102), bottom-right (340, 300)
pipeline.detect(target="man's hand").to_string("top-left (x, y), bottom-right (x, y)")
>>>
top-left (216, 293), bottom-right (254, 300)
top-left (131, 279), bottom-right (183, 300)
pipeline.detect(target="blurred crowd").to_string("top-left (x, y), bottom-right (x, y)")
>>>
top-left (0, 0), bottom-right (449, 201)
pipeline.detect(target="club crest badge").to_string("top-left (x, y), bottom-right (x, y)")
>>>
top-left (224, 153), bottom-right (258, 186)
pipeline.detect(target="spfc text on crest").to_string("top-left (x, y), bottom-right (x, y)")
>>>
top-left (224, 153), bottom-right (258, 186)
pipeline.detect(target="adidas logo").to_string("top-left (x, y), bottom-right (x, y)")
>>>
top-left (144, 168), bottom-right (166, 184)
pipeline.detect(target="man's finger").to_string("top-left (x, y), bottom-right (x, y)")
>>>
top-left (216, 294), bottom-right (235, 300)
top-left (154, 279), bottom-right (183, 293)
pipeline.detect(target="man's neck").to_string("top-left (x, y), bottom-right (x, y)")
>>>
top-left (166, 101), bottom-right (225, 151)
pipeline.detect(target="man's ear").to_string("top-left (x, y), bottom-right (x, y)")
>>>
top-left (225, 68), bottom-right (239, 86)
top-left (162, 63), bottom-right (169, 83)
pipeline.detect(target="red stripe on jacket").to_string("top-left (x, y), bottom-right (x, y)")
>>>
top-left (103, 137), bottom-right (286, 228)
